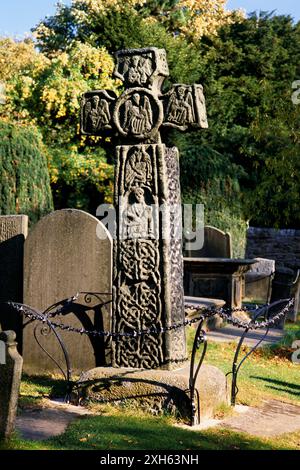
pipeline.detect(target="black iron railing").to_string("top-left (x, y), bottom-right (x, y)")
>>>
top-left (8, 295), bottom-right (294, 426)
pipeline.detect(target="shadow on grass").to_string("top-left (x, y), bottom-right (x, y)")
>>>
top-left (20, 374), bottom-right (67, 405)
top-left (251, 376), bottom-right (300, 397)
top-left (1, 414), bottom-right (292, 451)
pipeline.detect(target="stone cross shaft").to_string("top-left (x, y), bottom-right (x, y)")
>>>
top-left (81, 47), bottom-right (208, 369)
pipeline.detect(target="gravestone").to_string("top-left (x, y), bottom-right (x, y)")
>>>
top-left (244, 258), bottom-right (275, 303)
top-left (185, 225), bottom-right (232, 258)
top-left (81, 47), bottom-right (208, 369)
top-left (0, 215), bottom-right (28, 347)
top-left (0, 331), bottom-right (23, 440)
top-left (23, 209), bottom-right (112, 374)
top-left (184, 225), bottom-right (235, 312)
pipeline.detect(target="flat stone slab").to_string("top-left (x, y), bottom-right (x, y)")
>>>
top-left (16, 401), bottom-right (92, 441)
top-left (220, 399), bottom-right (300, 437)
top-left (184, 296), bottom-right (225, 310)
top-left (207, 325), bottom-right (284, 348)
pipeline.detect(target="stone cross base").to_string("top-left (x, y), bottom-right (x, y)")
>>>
top-left (74, 365), bottom-right (228, 423)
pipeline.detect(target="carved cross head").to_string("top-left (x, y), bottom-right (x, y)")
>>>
top-left (81, 47), bottom-right (208, 143)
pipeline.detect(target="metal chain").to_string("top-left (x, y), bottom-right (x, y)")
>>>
top-left (186, 298), bottom-right (294, 330)
top-left (11, 303), bottom-right (212, 338)
top-left (9, 298), bottom-right (294, 339)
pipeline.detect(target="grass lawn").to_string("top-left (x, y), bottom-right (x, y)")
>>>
top-left (200, 332), bottom-right (300, 407)
top-left (1, 319), bottom-right (299, 451)
top-left (1, 404), bottom-right (300, 451)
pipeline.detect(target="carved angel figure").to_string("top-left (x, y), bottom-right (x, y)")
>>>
top-left (123, 93), bottom-right (153, 135)
top-left (125, 147), bottom-right (152, 190)
top-left (122, 54), bottom-right (153, 86)
top-left (137, 56), bottom-right (153, 85)
top-left (84, 95), bottom-right (110, 132)
top-left (166, 86), bottom-right (195, 125)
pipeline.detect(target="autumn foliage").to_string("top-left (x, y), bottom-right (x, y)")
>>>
top-left (0, 1), bottom-right (299, 231)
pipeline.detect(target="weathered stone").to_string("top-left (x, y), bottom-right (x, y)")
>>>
top-left (185, 225), bottom-right (232, 258)
top-left (0, 331), bottom-right (23, 440)
top-left (0, 215), bottom-right (28, 346)
top-left (184, 226), bottom-right (246, 312)
top-left (185, 296), bottom-right (226, 331)
top-left (74, 365), bottom-right (228, 423)
top-left (184, 258), bottom-right (255, 309)
top-left (81, 47), bottom-right (208, 370)
top-left (246, 227), bottom-right (300, 271)
top-left (244, 257), bottom-right (275, 303)
top-left (270, 267), bottom-right (296, 328)
top-left (113, 144), bottom-right (186, 368)
top-left (23, 209), bottom-right (112, 374)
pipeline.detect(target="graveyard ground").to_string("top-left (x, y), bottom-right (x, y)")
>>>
top-left (1, 318), bottom-right (299, 451)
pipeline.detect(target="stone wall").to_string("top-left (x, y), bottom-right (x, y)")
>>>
top-left (246, 227), bottom-right (300, 271)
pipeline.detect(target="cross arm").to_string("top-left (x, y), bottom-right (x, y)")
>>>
top-left (162, 84), bottom-right (208, 132)
top-left (80, 89), bottom-right (118, 136)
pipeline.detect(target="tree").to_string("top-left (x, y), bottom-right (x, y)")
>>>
top-left (193, 12), bottom-right (300, 228)
top-left (0, 38), bottom-right (118, 145)
top-left (33, 1), bottom-right (202, 85)
top-left (34, 0), bottom-right (241, 50)
top-left (3, 6), bottom-right (299, 232)
top-left (248, 87), bottom-right (300, 228)
top-left (0, 121), bottom-right (53, 224)
top-left (0, 38), bottom-right (119, 209)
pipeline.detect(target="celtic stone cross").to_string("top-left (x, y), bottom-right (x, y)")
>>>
top-left (81, 47), bottom-right (208, 369)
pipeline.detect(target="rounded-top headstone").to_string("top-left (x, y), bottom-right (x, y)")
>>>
top-left (23, 209), bottom-right (112, 374)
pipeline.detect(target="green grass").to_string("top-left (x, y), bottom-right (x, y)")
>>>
top-left (280, 318), bottom-right (300, 347)
top-left (186, 322), bottom-right (300, 407)
top-left (19, 374), bottom-right (67, 409)
top-left (1, 320), bottom-right (299, 451)
top-left (1, 411), bottom-right (300, 451)
top-left (205, 341), bottom-right (300, 406)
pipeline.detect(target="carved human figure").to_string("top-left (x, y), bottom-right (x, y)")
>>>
top-left (123, 187), bottom-right (154, 239)
top-left (166, 86), bottom-right (195, 125)
top-left (123, 93), bottom-right (153, 135)
top-left (138, 56), bottom-right (153, 84)
top-left (123, 55), bottom-right (153, 86)
top-left (127, 56), bottom-right (140, 84)
top-left (125, 147), bottom-right (152, 190)
top-left (84, 95), bottom-right (110, 132)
